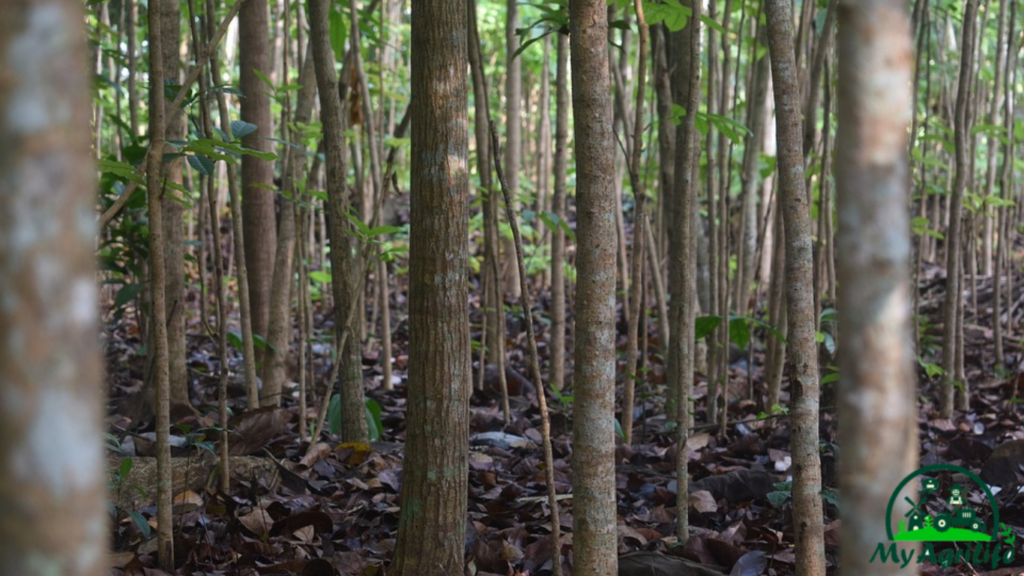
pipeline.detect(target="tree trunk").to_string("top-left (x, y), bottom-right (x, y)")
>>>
top-left (391, 0), bottom-right (470, 571)
top-left (307, 0), bottom-right (368, 441)
top-left (622, 0), bottom-right (649, 445)
top-left (764, 1), bottom-right (825, 573)
top-left (835, 2), bottom-right (919, 574)
top-left (263, 51), bottom-right (317, 405)
top-left (737, 23), bottom-right (770, 313)
top-left (240, 0), bottom-right (277, 347)
top-left (502, 0), bottom-right (522, 299)
top-left (550, 30), bottom-right (569, 392)
top-left (145, 0), bottom-right (174, 564)
top-left (667, 0), bottom-right (700, 541)
top-left (569, 0), bottom-right (618, 572)
top-left (0, 1), bottom-right (107, 572)
top-left (940, 0), bottom-right (978, 417)
top-left (160, 0), bottom-right (189, 411)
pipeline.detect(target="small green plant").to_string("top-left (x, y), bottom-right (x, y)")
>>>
top-left (918, 357), bottom-right (944, 379)
top-left (756, 403), bottom-right (789, 420)
top-left (551, 385), bottom-right (574, 411)
top-left (820, 365), bottom-right (840, 386)
top-left (328, 395), bottom-right (384, 441)
top-left (106, 434), bottom-right (151, 539)
top-left (768, 481), bottom-right (792, 509)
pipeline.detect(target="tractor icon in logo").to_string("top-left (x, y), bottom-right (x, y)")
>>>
top-left (934, 508), bottom-right (986, 534)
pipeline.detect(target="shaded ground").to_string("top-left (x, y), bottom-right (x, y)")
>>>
top-left (103, 263), bottom-right (1024, 575)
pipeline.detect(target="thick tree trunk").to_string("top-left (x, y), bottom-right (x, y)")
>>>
top-left (764, 1), bottom-right (825, 574)
top-left (160, 0), bottom-right (189, 411)
top-left (834, 2), bottom-right (919, 574)
top-left (570, 0), bottom-right (618, 572)
top-left (0, 1), bottom-right (107, 572)
top-left (240, 0), bottom-right (277, 346)
top-left (391, 0), bottom-right (470, 572)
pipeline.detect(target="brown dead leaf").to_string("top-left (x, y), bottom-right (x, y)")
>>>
top-left (689, 490), bottom-right (718, 514)
top-left (229, 406), bottom-right (291, 455)
top-left (238, 508), bottom-right (274, 537)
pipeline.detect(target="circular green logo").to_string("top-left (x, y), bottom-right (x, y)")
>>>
top-left (885, 464), bottom-right (999, 542)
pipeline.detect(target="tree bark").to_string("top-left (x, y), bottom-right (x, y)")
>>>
top-left (550, 30), bottom-right (569, 392)
top-left (737, 24), bottom-right (770, 313)
top-left (667, 0), bottom-right (700, 541)
top-left (570, 0), bottom-right (618, 572)
top-left (835, 2), bottom-right (919, 574)
top-left (764, 1), bottom-right (825, 573)
top-left (940, 0), bottom-right (978, 417)
top-left (240, 0), bottom-right (277, 346)
top-left (0, 1), bottom-right (108, 572)
top-left (160, 0), bottom-right (189, 411)
top-left (145, 0), bottom-right (174, 564)
top-left (502, 0), bottom-right (522, 299)
top-left (391, 0), bottom-right (470, 571)
top-left (307, 0), bottom-right (368, 441)
top-left (622, 0), bottom-right (649, 446)
top-left (263, 50), bottom-right (317, 405)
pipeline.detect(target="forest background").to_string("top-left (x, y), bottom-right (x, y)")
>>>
top-left (1, 0), bottom-right (1022, 575)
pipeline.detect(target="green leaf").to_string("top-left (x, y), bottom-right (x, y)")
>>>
top-left (128, 511), bottom-right (152, 538)
top-left (98, 158), bottom-right (144, 185)
top-left (729, 316), bottom-right (751, 349)
top-left (252, 332), bottom-right (270, 352)
top-left (344, 209), bottom-right (371, 238)
top-left (118, 457), bottom-right (133, 479)
top-left (918, 358), bottom-right (944, 379)
top-left (768, 490), bottom-right (790, 509)
top-left (365, 397), bottom-right (383, 441)
top-left (114, 283), bottom-right (143, 309)
top-left (252, 68), bottom-right (275, 90)
top-left (328, 394), bottom-right (341, 435)
top-left (230, 120), bottom-right (258, 141)
top-left (819, 307), bottom-right (837, 323)
top-left (329, 7), bottom-right (348, 62)
top-left (695, 315), bottom-right (723, 340)
top-left (646, 0), bottom-right (692, 32)
top-left (226, 331), bottom-right (271, 353)
top-left (821, 488), bottom-right (840, 507)
top-left (367, 225), bottom-right (402, 237)
top-left (539, 210), bottom-right (576, 242)
top-left (187, 154), bottom-right (215, 176)
top-left (309, 270), bottom-right (332, 284)
top-left (821, 331), bottom-right (836, 355)
top-left (695, 113), bottom-right (709, 137)
top-left (701, 14), bottom-right (725, 35)
top-left (512, 28), bottom-right (555, 60)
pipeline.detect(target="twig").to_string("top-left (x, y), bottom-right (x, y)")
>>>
top-left (489, 121), bottom-right (563, 576)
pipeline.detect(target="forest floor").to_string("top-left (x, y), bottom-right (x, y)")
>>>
top-left (103, 262), bottom-right (1024, 576)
